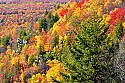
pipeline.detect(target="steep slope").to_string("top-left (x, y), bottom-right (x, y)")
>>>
top-left (0, 0), bottom-right (125, 83)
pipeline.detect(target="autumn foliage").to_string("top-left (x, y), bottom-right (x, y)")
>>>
top-left (0, 0), bottom-right (125, 83)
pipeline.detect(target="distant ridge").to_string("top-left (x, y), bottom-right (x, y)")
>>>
top-left (0, 0), bottom-right (70, 2)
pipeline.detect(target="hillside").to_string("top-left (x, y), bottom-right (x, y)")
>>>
top-left (0, 0), bottom-right (125, 83)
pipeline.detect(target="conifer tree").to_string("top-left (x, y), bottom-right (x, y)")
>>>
top-left (39, 18), bottom-right (47, 32)
top-left (48, 13), bottom-right (59, 30)
top-left (45, 9), bottom-right (48, 15)
top-left (1, 35), bottom-right (10, 47)
top-left (57, 16), bottom-right (123, 82)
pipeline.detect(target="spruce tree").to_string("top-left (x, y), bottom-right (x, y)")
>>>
top-left (57, 17), bottom-right (102, 82)
top-left (45, 9), bottom-right (48, 15)
top-left (48, 14), bottom-right (59, 30)
top-left (39, 18), bottom-right (48, 32)
top-left (57, 16), bottom-right (123, 82)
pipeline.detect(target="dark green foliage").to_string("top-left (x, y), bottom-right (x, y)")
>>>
top-left (0, 19), bottom-right (2, 23)
top-left (17, 29), bottom-right (32, 51)
top-left (59, 17), bottom-right (103, 83)
top-left (56, 4), bottom-right (61, 10)
top-left (38, 46), bottom-right (42, 55)
top-left (4, 72), bottom-right (11, 83)
top-left (29, 55), bottom-right (35, 65)
top-left (25, 54), bottom-right (29, 62)
top-left (48, 18), bottom-right (55, 29)
top-left (17, 29), bottom-right (30, 49)
top-left (48, 13), bottom-right (59, 30)
top-left (35, 18), bottom-right (38, 22)
top-left (39, 18), bottom-right (47, 32)
top-left (4, 71), bottom-right (15, 83)
top-left (18, 29), bottom-right (27, 39)
top-left (51, 34), bottom-right (59, 48)
top-left (1, 35), bottom-right (10, 47)
top-left (44, 50), bottom-right (55, 61)
top-left (45, 9), bottom-right (48, 15)
top-left (54, 13), bottom-right (59, 22)
top-left (48, 11), bottom-right (52, 19)
top-left (114, 21), bottom-right (124, 43)
top-left (97, 22), bottom-right (124, 82)
top-left (56, 16), bottom-right (123, 83)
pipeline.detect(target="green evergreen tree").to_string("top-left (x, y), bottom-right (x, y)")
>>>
top-left (39, 18), bottom-right (48, 32)
top-left (18, 29), bottom-right (27, 39)
top-left (57, 16), bottom-right (123, 82)
top-left (45, 9), bottom-right (48, 15)
top-left (114, 21), bottom-right (124, 43)
top-left (1, 35), bottom-right (10, 47)
top-left (48, 11), bottom-right (52, 19)
top-left (25, 54), bottom-right (29, 62)
top-left (56, 4), bottom-right (61, 10)
top-left (48, 13), bottom-right (59, 30)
